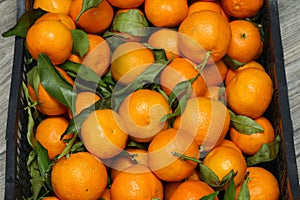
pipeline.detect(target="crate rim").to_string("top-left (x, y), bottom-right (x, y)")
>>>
top-left (4, 0), bottom-right (26, 199)
top-left (4, 0), bottom-right (300, 199)
top-left (268, 0), bottom-right (300, 199)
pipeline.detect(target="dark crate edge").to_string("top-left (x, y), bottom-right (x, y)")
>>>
top-left (4, 0), bottom-right (26, 199)
top-left (269, 0), bottom-right (300, 199)
top-left (4, 0), bottom-right (300, 199)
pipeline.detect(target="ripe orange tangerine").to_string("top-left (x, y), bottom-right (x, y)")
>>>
top-left (80, 109), bottom-right (128, 159)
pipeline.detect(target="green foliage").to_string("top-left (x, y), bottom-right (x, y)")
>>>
top-left (112, 9), bottom-right (149, 36)
top-left (76, 0), bottom-right (103, 21)
top-left (229, 110), bottom-right (264, 134)
top-left (2, 8), bottom-right (46, 38)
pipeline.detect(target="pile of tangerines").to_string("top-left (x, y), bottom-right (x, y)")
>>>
top-left (3, 0), bottom-right (282, 199)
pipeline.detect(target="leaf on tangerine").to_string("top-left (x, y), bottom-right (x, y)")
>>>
top-left (2, 8), bottom-right (46, 38)
top-left (229, 110), bottom-right (264, 134)
top-left (71, 29), bottom-right (89, 58)
top-left (223, 55), bottom-right (246, 70)
top-left (246, 134), bottom-right (281, 166)
top-left (199, 191), bottom-right (219, 200)
top-left (224, 176), bottom-right (236, 200)
top-left (37, 54), bottom-right (76, 112)
top-left (112, 9), bottom-right (149, 37)
top-left (76, 0), bottom-right (103, 21)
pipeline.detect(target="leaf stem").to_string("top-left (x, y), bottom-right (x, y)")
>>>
top-left (22, 81), bottom-right (37, 148)
top-left (57, 132), bottom-right (78, 160)
top-left (195, 51), bottom-right (211, 73)
top-left (171, 152), bottom-right (201, 164)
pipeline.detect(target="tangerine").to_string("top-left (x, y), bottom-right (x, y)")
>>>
top-left (188, 1), bottom-right (229, 21)
top-left (34, 12), bottom-right (76, 30)
top-left (118, 89), bottom-right (170, 142)
top-left (147, 29), bottom-right (181, 60)
top-left (26, 20), bottom-right (73, 65)
top-left (110, 42), bottom-right (155, 85)
top-left (51, 152), bottom-right (108, 200)
top-left (201, 60), bottom-right (228, 86)
top-left (203, 145), bottom-right (247, 185)
top-left (225, 60), bottom-right (265, 86)
top-left (81, 34), bottom-right (111, 76)
top-left (110, 148), bottom-right (148, 180)
top-left (35, 117), bottom-right (72, 160)
top-left (227, 20), bottom-right (262, 63)
top-left (178, 10), bottom-right (231, 64)
top-left (235, 167), bottom-right (280, 200)
top-left (110, 164), bottom-right (163, 200)
top-left (144, 0), bottom-right (188, 27)
top-left (220, 0), bottom-right (264, 18)
top-left (230, 116), bottom-right (275, 155)
top-left (74, 91), bottom-right (101, 115)
top-left (33, 0), bottom-right (72, 14)
top-left (80, 109), bottom-right (128, 159)
top-left (226, 68), bottom-right (273, 118)
top-left (148, 128), bottom-right (200, 182)
top-left (160, 57), bottom-right (207, 97)
top-left (107, 0), bottom-right (145, 8)
top-left (173, 97), bottom-right (230, 152)
top-left (170, 180), bottom-right (218, 200)
top-left (69, 0), bottom-right (114, 34)
top-left (27, 67), bottom-right (73, 116)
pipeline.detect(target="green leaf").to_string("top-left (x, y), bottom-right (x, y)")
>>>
top-left (172, 152), bottom-right (201, 164)
top-left (221, 170), bottom-right (236, 183)
top-left (153, 84), bottom-right (169, 101)
top-left (22, 82), bottom-right (37, 148)
top-left (168, 76), bottom-right (194, 106)
top-left (29, 171), bottom-right (46, 200)
top-left (71, 29), bottom-right (89, 58)
top-left (102, 71), bottom-right (116, 87)
top-left (223, 55), bottom-right (246, 70)
top-left (57, 132), bottom-right (79, 160)
top-left (59, 60), bottom-right (113, 98)
top-left (27, 150), bottom-right (51, 200)
top-left (224, 177), bottom-right (236, 200)
top-left (36, 142), bottom-right (51, 176)
top-left (246, 134), bottom-right (281, 166)
top-left (127, 141), bottom-right (148, 150)
top-left (218, 87), bottom-right (226, 98)
top-left (199, 164), bottom-right (221, 187)
top-left (62, 98), bottom-right (111, 136)
top-left (112, 9), bottom-right (149, 36)
top-left (229, 110), bottom-right (264, 134)
top-left (27, 149), bottom-right (37, 167)
top-left (2, 8), bottom-right (46, 38)
top-left (112, 50), bottom-right (171, 111)
top-left (27, 150), bottom-right (43, 200)
top-left (145, 44), bottom-right (169, 62)
top-left (237, 176), bottom-right (250, 200)
top-left (103, 31), bottom-right (131, 51)
top-left (199, 191), bottom-right (219, 200)
top-left (36, 141), bottom-right (52, 189)
top-left (160, 51), bottom-right (210, 123)
top-left (27, 66), bottom-right (40, 95)
top-left (103, 30), bottom-right (118, 38)
top-left (76, 0), bottom-right (103, 21)
top-left (70, 141), bottom-right (86, 153)
top-left (59, 60), bottom-right (104, 86)
top-left (200, 164), bottom-right (235, 190)
top-left (194, 51), bottom-right (212, 73)
top-left (161, 75), bottom-right (197, 123)
top-left (37, 54), bottom-right (76, 112)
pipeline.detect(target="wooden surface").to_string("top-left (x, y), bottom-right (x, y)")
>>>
top-left (0, 0), bottom-right (300, 199)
